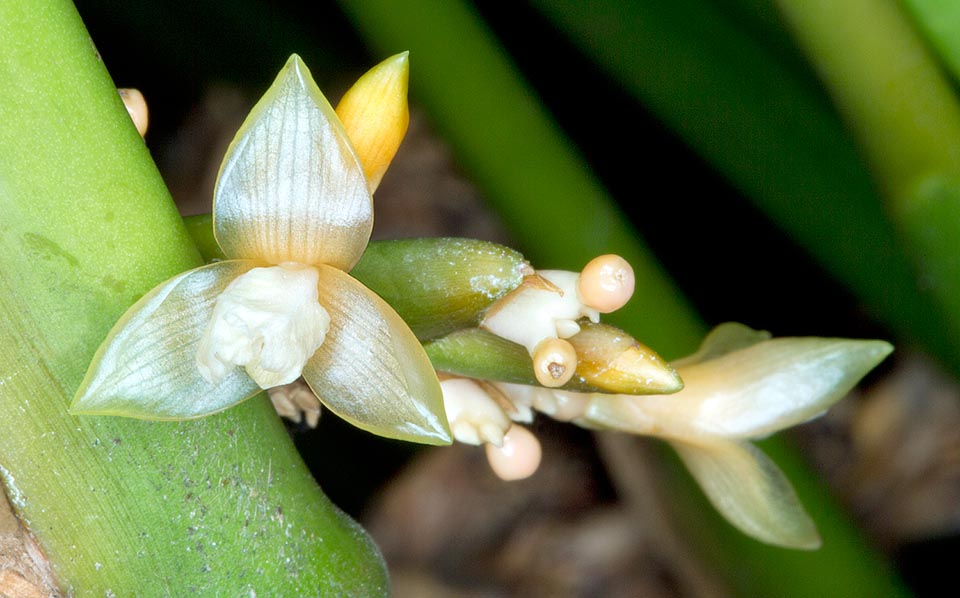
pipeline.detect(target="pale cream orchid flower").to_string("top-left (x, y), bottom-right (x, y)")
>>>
top-left (71, 54), bottom-right (451, 445)
top-left (494, 323), bottom-right (892, 548)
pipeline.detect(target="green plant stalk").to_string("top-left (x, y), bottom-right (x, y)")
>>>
top-left (531, 0), bottom-right (960, 376)
top-left (901, 0), bottom-right (960, 84)
top-left (0, 2), bottom-right (385, 595)
top-left (334, 1), bottom-right (907, 596)
top-left (775, 0), bottom-right (960, 364)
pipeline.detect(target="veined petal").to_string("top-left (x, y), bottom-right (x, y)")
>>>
top-left (214, 54), bottom-right (373, 270)
top-left (585, 331), bottom-right (892, 441)
top-left (672, 335), bottom-right (893, 439)
top-left (672, 439), bottom-right (820, 549)
top-left (71, 260), bottom-right (261, 419)
top-left (335, 52), bottom-right (410, 193)
top-left (302, 265), bottom-right (451, 445)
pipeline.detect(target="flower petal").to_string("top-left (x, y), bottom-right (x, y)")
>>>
top-left (672, 439), bottom-right (821, 549)
top-left (71, 260), bottom-right (261, 419)
top-left (673, 335), bottom-right (893, 438)
top-left (670, 321), bottom-right (771, 369)
top-left (335, 52), bottom-right (410, 193)
top-left (214, 54), bottom-right (372, 270)
top-left (585, 333), bottom-right (892, 440)
top-left (302, 265), bottom-right (450, 444)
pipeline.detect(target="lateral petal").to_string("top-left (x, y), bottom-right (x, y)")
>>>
top-left (70, 260), bottom-right (261, 419)
top-left (673, 439), bottom-right (821, 549)
top-left (302, 265), bottom-right (451, 445)
top-left (214, 54), bottom-right (373, 270)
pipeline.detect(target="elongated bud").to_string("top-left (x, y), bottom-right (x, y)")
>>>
top-left (336, 52), bottom-right (410, 193)
top-left (567, 322), bottom-right (682, 394)
top-left (118, 88), bottom-right (148, 137)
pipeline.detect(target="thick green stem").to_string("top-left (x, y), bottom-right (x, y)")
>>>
top-left (0, 2), bottom-right (385, 595)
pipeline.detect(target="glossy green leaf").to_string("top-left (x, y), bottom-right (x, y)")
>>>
top-left (303, 265), bottom-right (451, 445)
top-left (70, 260), bottom-right (261, 419)
top-left (673, 439), bottom-right (820, 549)
top-left (214, 54), bottom-right (373, 270)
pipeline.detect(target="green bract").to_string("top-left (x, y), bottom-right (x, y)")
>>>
top-left (71, 55), bottom-right (451, 445)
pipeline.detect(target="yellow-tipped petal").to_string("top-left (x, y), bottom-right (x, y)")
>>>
top-left (672, 439), bottom-right (821, 549)
top-left (71, 260), bottom-right (261, 419)
top-left (302, 265), bottom-right (451, 445)
top-left (567, 322), bottom-right (682, 394)
top-left (336, 52), bottom-right (410, 193)
top-left (214, 54), bottom-right (373, 270)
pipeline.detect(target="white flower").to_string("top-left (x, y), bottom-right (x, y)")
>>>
top-left (71, 54), bottom-right (451, 445)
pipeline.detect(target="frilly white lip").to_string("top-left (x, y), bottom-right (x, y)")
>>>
top-left (196, 263), bottom-right (329, 389)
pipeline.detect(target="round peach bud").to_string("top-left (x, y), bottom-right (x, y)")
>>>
top-left (485, 424), bottom-right (542, 481)
top-left (577, 254), bottom-right (635, 313)
top-left (118, 88), bottom-right (149, 137)
top-left (532, 337), bottom-right (577, 388)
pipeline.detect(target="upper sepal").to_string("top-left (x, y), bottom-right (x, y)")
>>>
top-left (214, 54), bottom-right (373, 270)
top-left (302, 265), bottom-right (451, 445)
top-left (70, 261), bottom-right (261, 419)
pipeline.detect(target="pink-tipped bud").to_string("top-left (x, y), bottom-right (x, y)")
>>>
top-left (532, 337), bottom-right (577, 387)
top-left (577, 254), bottom-right (635, 313)
top-left (485, 424), bottom-right (542, 481)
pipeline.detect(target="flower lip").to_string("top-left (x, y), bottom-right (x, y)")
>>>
top-left (196, 263), bottom-right (330, 389)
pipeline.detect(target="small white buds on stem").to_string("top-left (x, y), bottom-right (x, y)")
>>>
top-left (485, 425), bottom-right (542, 481)
top-left (577, 254), bottom-right (635, 313)
top-left (481, 254), bottom-right (636, 389)
top-left (532, 337), bottom-right (577, 387)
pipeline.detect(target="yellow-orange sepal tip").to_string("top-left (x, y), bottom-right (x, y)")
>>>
top-left (336, 52), bottom-right (410, 193)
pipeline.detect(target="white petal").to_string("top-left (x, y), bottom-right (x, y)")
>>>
top-left (196, 263), bottom-right (329, 388)
top-left (214, 54), bottom-right (372, 269)
top-left (672, 439), bottom-right (820, 549)
top-left (71, 261), bottom-right (261, 419)
top-left (585, 334), bottom-right (892, 440)
top-left (673, 336), bottom-right (893, 438)
top-left (302, 266), bottom-right (450, 445)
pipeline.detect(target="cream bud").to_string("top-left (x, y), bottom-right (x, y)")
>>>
top-left (197, 263), bottom-right (329, 388)
top-left (440, 378), bottom-right (511, 446)
top-left (577, 254), bottom-right (634, 313)
top-left (485, 425), bottom-right (542, 481)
